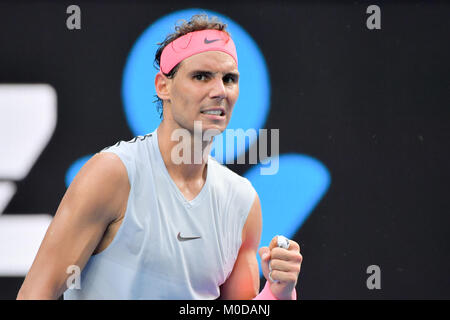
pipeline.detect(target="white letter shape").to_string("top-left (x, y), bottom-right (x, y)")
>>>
top-left (366, 264), bottom-right (381, 289)
top-left (66, 265), bottom-right (81, 289)
top-left (366, 5), bottom-right (381, 30)
top-left (66, 5), bottom-right (81, 30)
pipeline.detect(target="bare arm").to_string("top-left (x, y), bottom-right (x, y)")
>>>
top-left (219, 193), bottom-right (262, 299)
top-left (17, 152), bottom-right (130, 299)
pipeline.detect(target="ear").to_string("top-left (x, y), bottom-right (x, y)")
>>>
top-left (155, 71), bottom-right (171, 101)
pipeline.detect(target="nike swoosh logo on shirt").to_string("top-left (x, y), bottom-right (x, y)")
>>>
top-left (204, 38), bottom-right (221, 44)
top-left (177, 232), bottom-right (201, 241)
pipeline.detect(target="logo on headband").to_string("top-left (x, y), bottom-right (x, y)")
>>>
top-left (204, 37), bottom-right (221, 44)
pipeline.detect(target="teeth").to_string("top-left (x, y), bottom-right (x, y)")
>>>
top-left (202, 110), bottom-right (222, 115)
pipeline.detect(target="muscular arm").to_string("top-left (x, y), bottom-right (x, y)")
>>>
top-left (17, 152), bottom-right (130, 299)
top-left (219, 193), bottom-right (262, 300)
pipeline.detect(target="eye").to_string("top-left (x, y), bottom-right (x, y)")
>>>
top-left (223, 74), bottom-right (238, 84)
top-left (193, 73), bottom-right (208, 81)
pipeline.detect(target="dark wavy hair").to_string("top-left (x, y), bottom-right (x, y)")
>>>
top-left (153, 13), bottom-right (230, 118)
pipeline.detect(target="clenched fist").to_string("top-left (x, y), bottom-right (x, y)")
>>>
top-left (259, 236), bottom-right (303, 300)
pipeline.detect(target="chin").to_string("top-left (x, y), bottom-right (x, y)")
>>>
top-left (192, 118), bottom-right (229, 135)
top-left (202, 124), bottom-right (227, 136)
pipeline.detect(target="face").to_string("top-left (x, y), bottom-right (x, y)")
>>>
top-left (163, 51), bottom-right (239, 135)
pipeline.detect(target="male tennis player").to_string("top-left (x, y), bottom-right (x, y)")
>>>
top-left (17, 14), bottom-right (302, 300)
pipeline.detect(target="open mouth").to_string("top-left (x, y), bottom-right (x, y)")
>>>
top-left (200, 109), bottom-right (225, 117)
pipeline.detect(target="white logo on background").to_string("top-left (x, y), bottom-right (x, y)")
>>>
top-left (170, 121), bottom-right (280, 175)
top-left (0, 84), bottom-right (57, 276)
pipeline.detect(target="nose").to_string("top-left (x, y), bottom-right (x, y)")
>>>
top-left (209, 77), bottom-right (227, 100)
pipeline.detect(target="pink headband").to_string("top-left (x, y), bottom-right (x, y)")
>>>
top-left (159, 29), bottom-right (238, 74)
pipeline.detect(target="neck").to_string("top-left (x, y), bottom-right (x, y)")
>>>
top-left (157, 119), bottom-right (213, 182)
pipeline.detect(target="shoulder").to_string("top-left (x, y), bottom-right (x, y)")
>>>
top-left (66, 152), bottom-right (130, 222)
top-left (76, 152), bottom-right (129, 195)
top-left (100, 133), bottom-right (154, 183)
top-left (101, 133), bottom-right (154, 155)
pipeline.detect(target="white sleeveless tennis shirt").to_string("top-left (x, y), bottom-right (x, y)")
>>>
top-left (64, 128), bottom-right (256, 299)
